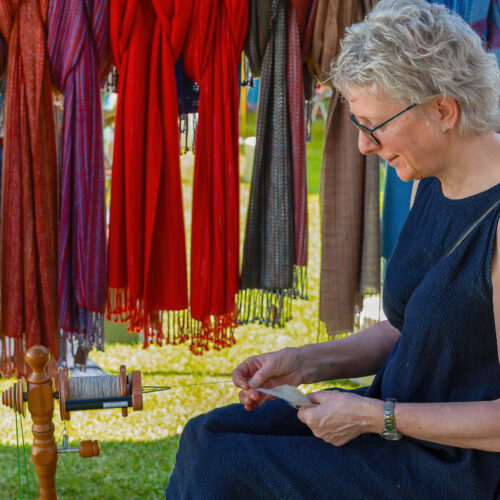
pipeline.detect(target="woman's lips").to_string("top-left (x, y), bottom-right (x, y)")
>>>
top-left (388, 155), bottom-right (399, 165)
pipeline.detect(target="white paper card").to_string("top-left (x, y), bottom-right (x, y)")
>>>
top-left (256, 385), bottom-right (315, 408)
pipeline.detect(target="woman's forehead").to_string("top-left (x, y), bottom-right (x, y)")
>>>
top-left (346, 87), bottom-right (405, 119)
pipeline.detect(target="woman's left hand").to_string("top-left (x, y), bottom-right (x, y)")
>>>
top-left (297, 391), bottom-right (383, 446)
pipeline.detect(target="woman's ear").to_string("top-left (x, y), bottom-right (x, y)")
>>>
top-left (432, 95), bottom-right (459, 133)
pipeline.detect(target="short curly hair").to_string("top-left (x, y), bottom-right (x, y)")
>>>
top-left (331, 0), bottom-right (500, 136)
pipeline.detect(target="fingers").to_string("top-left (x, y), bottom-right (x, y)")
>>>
top-left (239, 388), bottom-right (268, 411)
top-left (233, 359), bottom-right (272, 390)
top-left (232, 369), bottom-right (250, 390)
top-left (307, 390), bottom-right (338, 404)
top-left (296, 405), bottom-right (311, 423)
top-left (247, 364), bottom-right (274, 389)
top-left (232, 357), bottom-right (258, 389)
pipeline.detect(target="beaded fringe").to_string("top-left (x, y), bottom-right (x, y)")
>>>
top-left (237, 266), bottom-right (308, 328)
top-left (107, 287), bottom-right (237, 355)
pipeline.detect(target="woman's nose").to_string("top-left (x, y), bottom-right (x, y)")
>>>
top-left (358, 131), bottom-right (380, 155)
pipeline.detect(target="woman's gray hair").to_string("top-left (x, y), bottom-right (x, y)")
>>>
top-left (331, 0), bottom-right (500, 135)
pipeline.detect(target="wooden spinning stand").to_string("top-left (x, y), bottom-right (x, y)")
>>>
top-left (1, 345), bottom-right (143, 500)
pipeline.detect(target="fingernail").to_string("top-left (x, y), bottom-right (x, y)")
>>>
top-left (248, 377), bottom-right (256, 388)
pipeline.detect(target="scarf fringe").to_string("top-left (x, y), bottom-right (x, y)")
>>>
top-left (188, 312), bottom-right (237, 355)
top-left (0, 335), bottom-right (27, 378)
top-left (107, 287), bottom-right (237, 355)
top-left (60, 310), bottom-right (105, 371)
top-left (237, 266), bottom-right (308, 327)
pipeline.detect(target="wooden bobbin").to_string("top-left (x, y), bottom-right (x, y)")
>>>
top-left (58, 366), bottom-right (143, 418)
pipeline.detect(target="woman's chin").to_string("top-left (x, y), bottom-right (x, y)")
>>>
top-left (392, 165), bottom-right (415, 183)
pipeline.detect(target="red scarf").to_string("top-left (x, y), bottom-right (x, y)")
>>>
top-left (0, 0), bottom-right (59, 377)
top-left (108, 0), bottom-right (192, 345)
top-left (183, 0), bottom-right (248, 353)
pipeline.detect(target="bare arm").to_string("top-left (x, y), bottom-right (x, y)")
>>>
top-left (377, 203), bottom-right (500, 451)
top-left (233, 320), bottom-right (400, 410)
top-left (387, 400), bottom-right (500, 451)
top-left (297, 320), bottom-right (401, 383)
top-left (300, 218), bottom-right (500, 452)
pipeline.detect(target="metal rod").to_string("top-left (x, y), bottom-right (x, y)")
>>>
top-left (57, 447), bottom-right (79, 454)
top-left (65, 396), bottom-right (132, 411)
top-left (142, 380), bottom-right (233, 393)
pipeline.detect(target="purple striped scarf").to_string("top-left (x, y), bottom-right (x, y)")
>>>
top-left (47, 0), bottom-right (110, 351)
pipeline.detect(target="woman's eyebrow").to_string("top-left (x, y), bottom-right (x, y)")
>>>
top-left (353, 113), bottom-right (373, 124)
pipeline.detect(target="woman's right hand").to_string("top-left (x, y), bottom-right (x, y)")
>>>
top-left (232, 347), bottom-right (305, 410)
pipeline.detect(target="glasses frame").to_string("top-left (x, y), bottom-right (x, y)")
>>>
top-left (349, 103), bottom-right (417, 147)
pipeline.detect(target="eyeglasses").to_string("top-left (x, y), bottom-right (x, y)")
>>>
top-left (349, 103), bottom-right (417, 147)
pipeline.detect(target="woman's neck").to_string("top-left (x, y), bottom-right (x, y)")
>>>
top-left (437, 132), bottom-right (500, 199)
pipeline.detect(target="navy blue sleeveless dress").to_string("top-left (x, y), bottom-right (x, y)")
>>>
top-left (166, 177), bottom-right (500, 499)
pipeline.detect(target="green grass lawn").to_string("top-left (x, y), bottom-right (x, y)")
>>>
top-left (0, 326), bottom-right (357, 499)
top-left (0, 110), bottom-right (353, 499)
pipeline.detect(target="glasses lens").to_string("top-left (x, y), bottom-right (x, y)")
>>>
top-left (363, 129), bottom-right (380, 146)
top-left (350, 115), bottom-right (380, 147)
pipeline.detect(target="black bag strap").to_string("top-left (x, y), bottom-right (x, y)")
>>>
top-left (444, 198), bottom-right (500, 260)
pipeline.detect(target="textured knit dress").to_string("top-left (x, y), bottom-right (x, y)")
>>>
top-left (165, 176), bottom-right (500, 499)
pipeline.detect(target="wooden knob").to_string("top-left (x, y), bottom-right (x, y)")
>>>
top-left (79, 440), bottom-right (100, 458)
top-left (26, 345), bottom-right (50, 384)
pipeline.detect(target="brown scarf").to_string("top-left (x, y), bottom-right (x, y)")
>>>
top-left (310, 0), bottom-right (380, 336)
top-left (0, 0), bottom-right (59, 377)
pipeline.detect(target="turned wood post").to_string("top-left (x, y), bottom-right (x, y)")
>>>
top-left (26, 345), bottom-right (58, 500)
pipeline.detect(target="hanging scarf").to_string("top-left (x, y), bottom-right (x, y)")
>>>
top-left (240, 0), bottom-right (316, 328)
top-left (310, 0), bottom-right (380, 337)
top-left (0, 0), bottom-right (59, 377)
top-left (183, 0), bottom-right (248, 353)
top-left (47, 0), bottom-right (110, 356)
top-left (108, 0), bottom-right (192, 345)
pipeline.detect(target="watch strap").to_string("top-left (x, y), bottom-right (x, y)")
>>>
top-left (380, 398), bottom-right (402, 440)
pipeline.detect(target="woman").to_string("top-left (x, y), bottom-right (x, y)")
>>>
top-left (166, 1), bottom-right (500, 498)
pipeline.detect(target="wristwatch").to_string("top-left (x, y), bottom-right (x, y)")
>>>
top-left (380, 398), bottom-right (402, 440)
